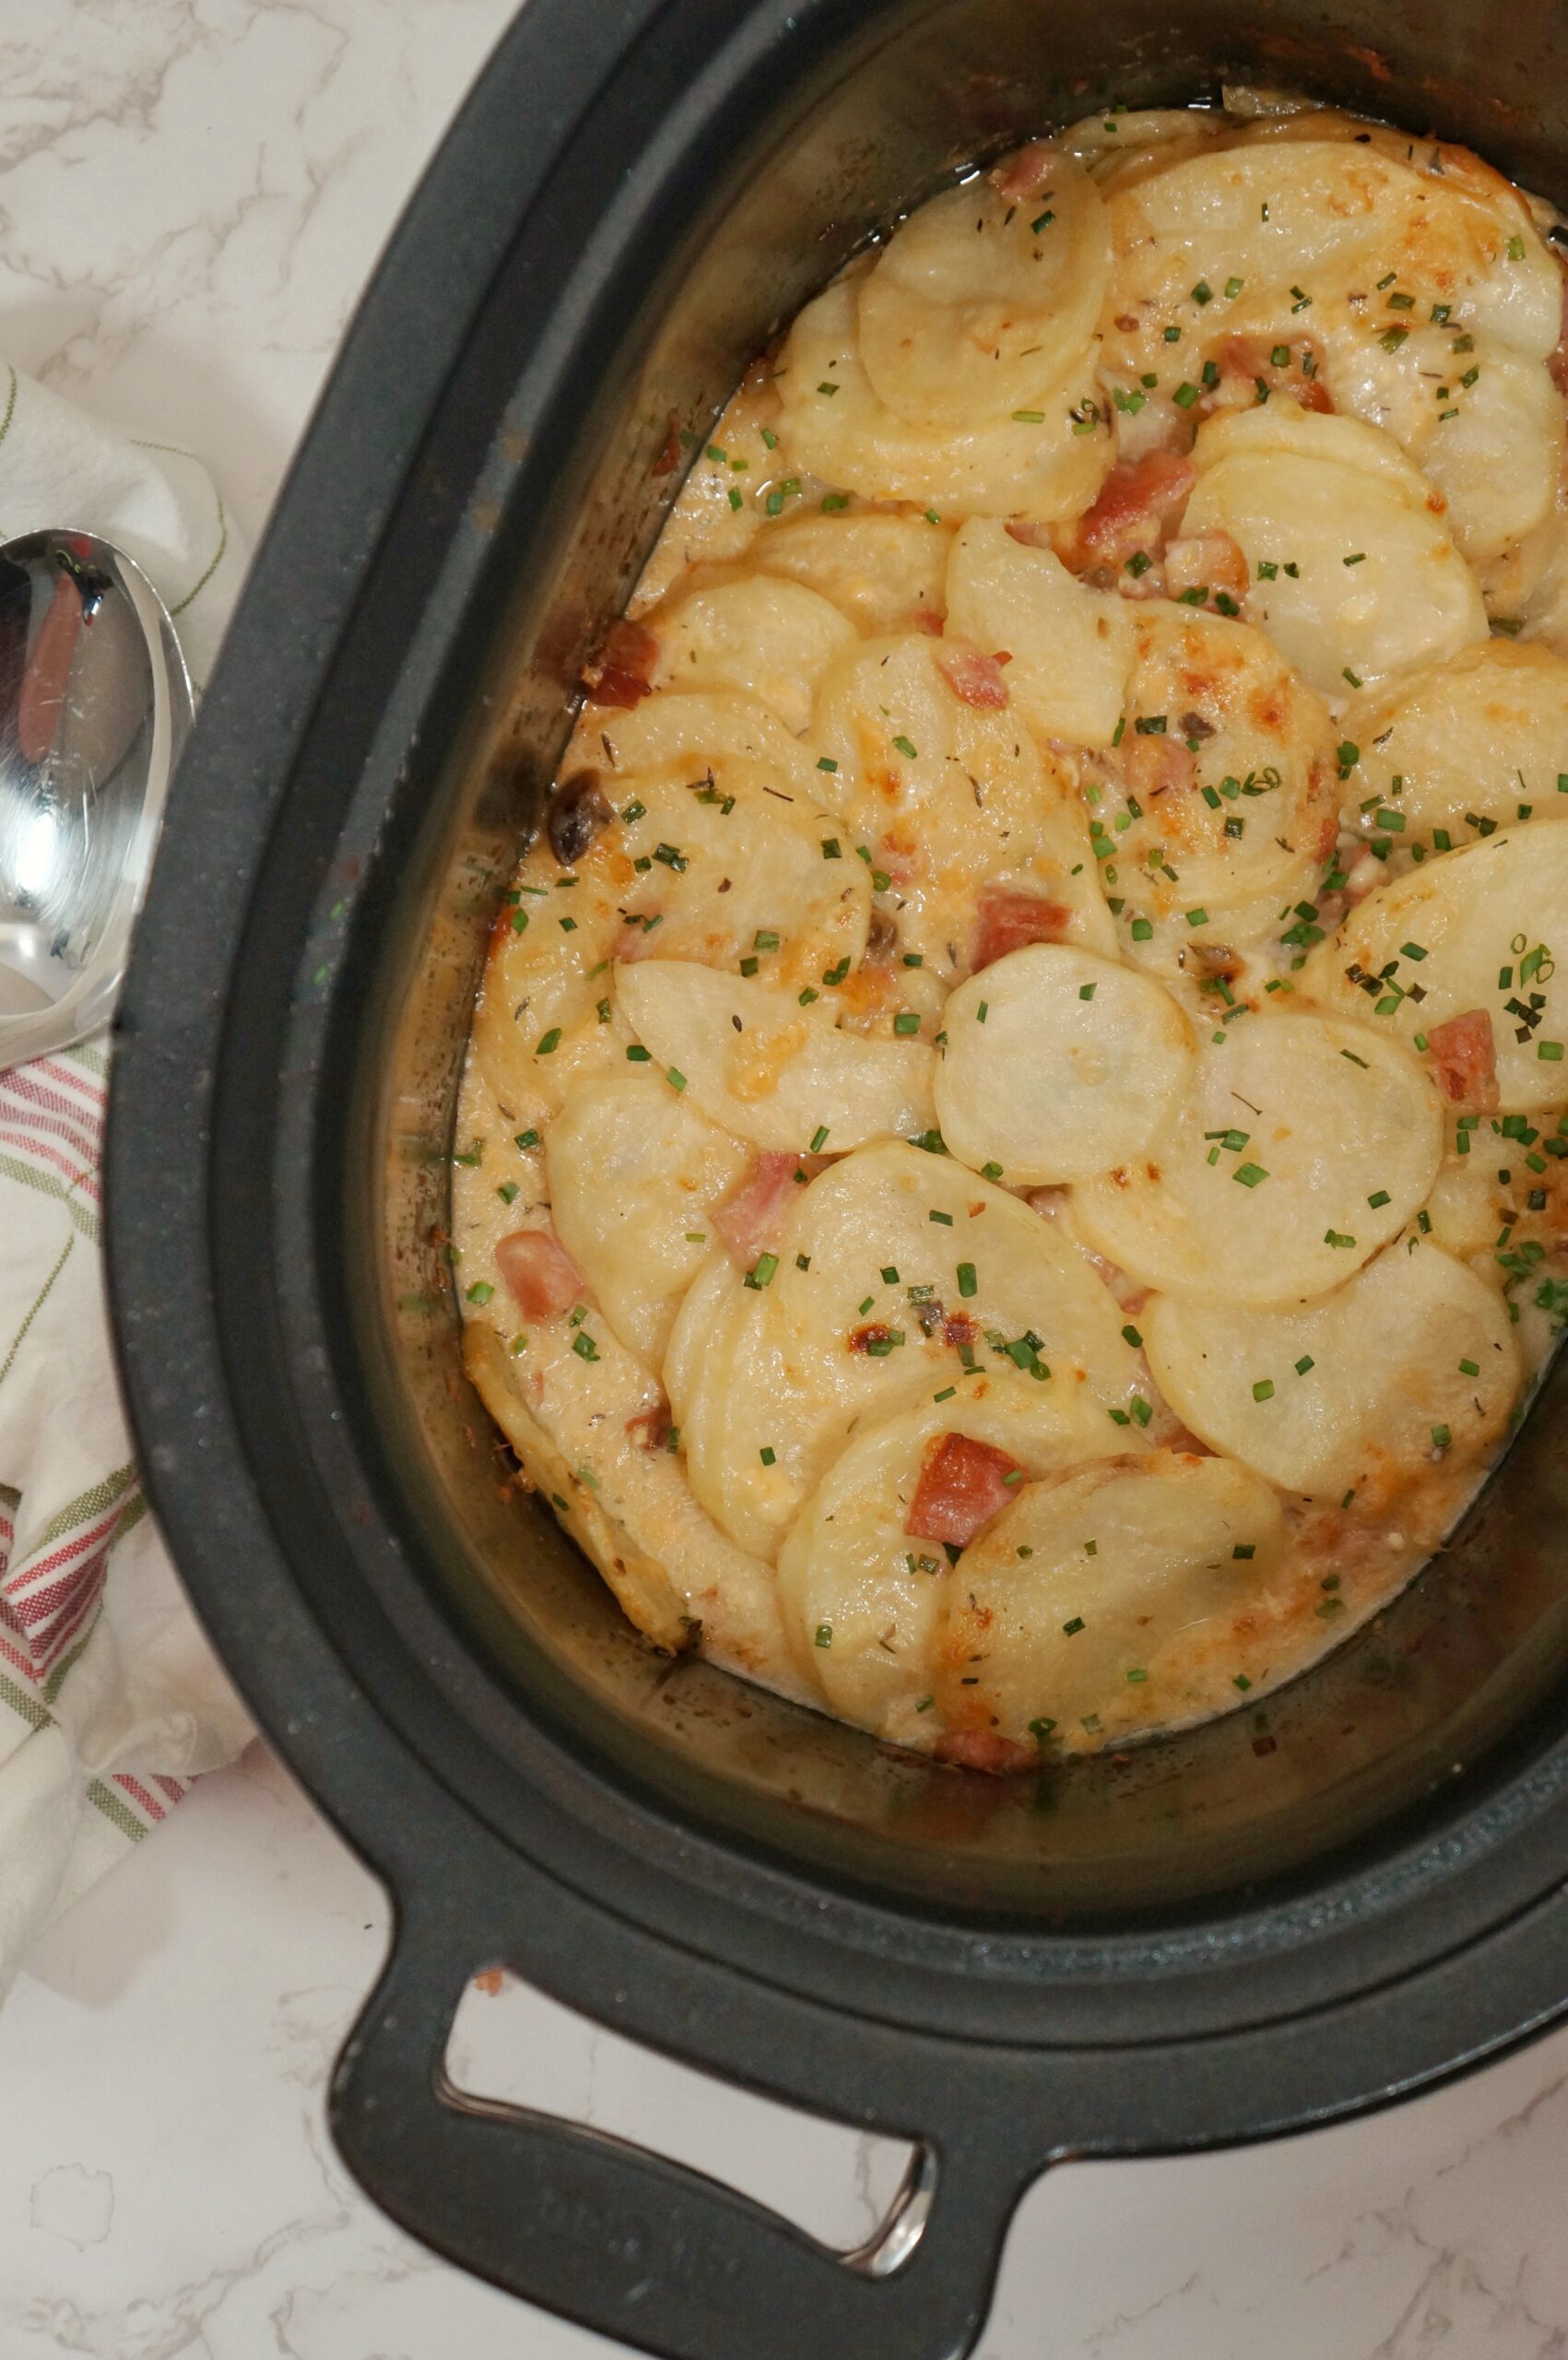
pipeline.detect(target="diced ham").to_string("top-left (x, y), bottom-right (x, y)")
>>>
top-left (973, 886), bottom-right (1073, 970)
top-left (934, 1729), bottom-right (1037, 1775)
top-left (1072, 450), bottom-right (1196, 572)
top-left (604, 619), bottom-right (660, 674)
top-left (588, 666), bottom-right (653, 709)
top-left (937, 642), bottom-right (1010, 709)
top-left (987, 141), bottom-right (1057, 204)
top-left (1120, 731), bottom-right (1197, 801)
top-left (906, 1432), bottom-right (1025, 1547)
top-left (494, 1228), bottom-right (586, 1318)
top-left (1549, 277), bottom-right (1568, 394)
top-left (1163, 529), bottom-right (1250, 603)
top-left (1425, 1009), bottom-right (1500, 1111)
top-left (587, 618), bottom-right (659, 707)
top-left (1215, 333), bottom-right (1332, 412)
top-left (712, 1150), bottom-right (821, 1260)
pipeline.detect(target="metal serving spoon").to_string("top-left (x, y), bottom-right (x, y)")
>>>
top-left (0, 529), bottom-right (192, 1068)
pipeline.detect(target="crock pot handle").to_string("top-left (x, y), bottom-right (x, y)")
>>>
top-left (330, 1920), bottom-right (1037, 2360)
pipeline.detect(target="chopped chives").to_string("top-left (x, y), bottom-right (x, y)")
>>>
top-left (893, 1011), bottom-right (921, 1035)
top-left (1294, 1355), bottom-right (1315, 1375)
top-left (957, 1262), bottom-right (978, 1298)
top-left (809, 1124), bottom-right (830, 1152)
top-left (929, 1209), bottom-right (954, 1225)
top-left (1252, 1378), bottom-right (1275, 1401)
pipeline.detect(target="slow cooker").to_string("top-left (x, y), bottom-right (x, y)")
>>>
top-left (107, 4), bottom-right (1568, 2354)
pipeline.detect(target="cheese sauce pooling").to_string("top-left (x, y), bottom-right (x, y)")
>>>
top-left (453, 97), bottom-right (1568, 1769)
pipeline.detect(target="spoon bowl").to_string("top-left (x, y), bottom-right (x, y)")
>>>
top-left (0, 529), bottom-right (191, 1063)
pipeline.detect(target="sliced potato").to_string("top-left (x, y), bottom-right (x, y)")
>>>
top-left (1325, 327), bottom-right (1563, 566)
top-left (944, 517), bottom-right (1133, 747)
top-left (1096, 600), bottom-right (1339, 925)
top-left (666, 1140), bottom-right (1144, 1555)
top-left (748, 512), bottom-right (952, 633)
top-left (1490, 505), bottom-right (1568, 658)
top-left (663, 1251), bottom-right (821, 1560)
top-left (937, 946), bottom-right (1197, 1184)
top-left (1099, 136), bottom-right (1558, 460)
top-left (1072, 1012), bottom-right (1443, 1304)
top-left (765, 1140), bottom-right (1143, 1416)
top-left (579, 687), bottom-right (824, 797)
top-left (1064, 108), bottom-right (1227, 188)
top-left (1303, 825), bottom-right (1568, 1110)
top-left (465, 1322), bottom-right (696, 1656)
top-left (1338, 642), bottom-right (1568, 842)
top-left (775, 1386), bottom-right (1120, 1738)
top-left (856, 154), bottom-right (1112, 428)
top-left (811, 631), bottom-right (1115, 976)
top-left (1183, 405), bottom-right (1489, 696)
top-left (615, 961), bottom-right (935, 1152)
top-left (938, 1451), bottom-right (1286, 1747)
top-left (1144, 1239), bottom-right (1519, 1497)
top-left (1422, 1149), bottom-right (1503, 1259)
top-left (545, 1077), bottom-right (750, 1363)
top-left (474, 720), bottom-right (869, 1124)
top-left (645, 575), bottom-right (858, 733)
top-left (774, 277), bottom-right (1114, 520)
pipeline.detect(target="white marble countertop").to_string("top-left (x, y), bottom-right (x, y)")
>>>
top-left (5, 6), bottom-right (1568, 2354)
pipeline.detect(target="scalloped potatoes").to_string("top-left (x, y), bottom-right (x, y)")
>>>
top-left (454, 95), bottom-right (1568, 1769)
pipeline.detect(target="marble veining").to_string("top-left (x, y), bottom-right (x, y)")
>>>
top-left (4, 5), bottom-right (1568, 2354)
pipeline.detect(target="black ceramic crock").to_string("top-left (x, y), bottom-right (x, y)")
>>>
top-left (106, 4), bottom-right (1568, 2354)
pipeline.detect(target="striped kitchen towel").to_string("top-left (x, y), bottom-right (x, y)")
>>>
top-left (0, 367), bottom-right (253, 1997)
